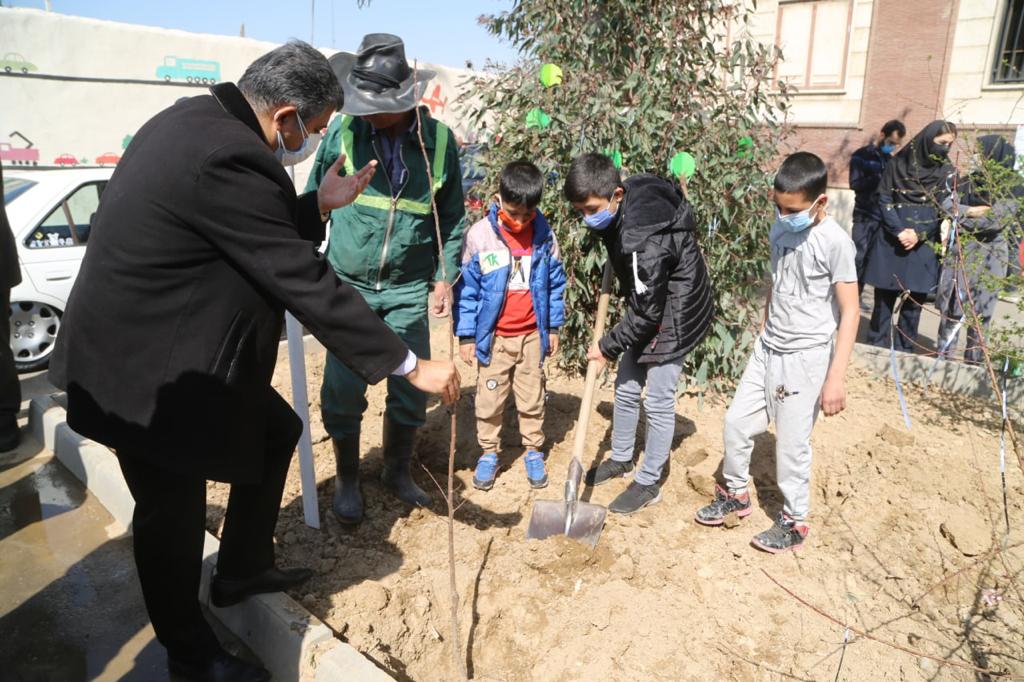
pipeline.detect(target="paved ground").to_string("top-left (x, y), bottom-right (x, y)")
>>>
top-left (857, 284), bottom-right (1021, 351)
top-left (0, 374), bottom-right (256, 682)
top-left (0, 432), bottom-right (169, 681)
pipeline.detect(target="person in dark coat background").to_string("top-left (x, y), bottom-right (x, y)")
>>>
top-left (864, 120), bottom-right (957, 353)
top-left (49, 42), bottom-right (459, 682)
top-left (936, 134), bottom-right (1021, 364)
top-left (849, 119), bottom-right (905, 301)
top-left (0, 163), bottom-right (22, 452)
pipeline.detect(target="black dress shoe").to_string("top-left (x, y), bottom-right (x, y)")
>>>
top-left (210, 566), bottom-right (313, 608)
top-left (0, 425), bottom-right (19, 453)
top-left (168, 651), bottom-right (270, 682)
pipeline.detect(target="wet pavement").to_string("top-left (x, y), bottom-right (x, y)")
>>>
top-left (0, 432), bottom-right (169, 681)
top-left (0, 404), bottom-right (257, 681)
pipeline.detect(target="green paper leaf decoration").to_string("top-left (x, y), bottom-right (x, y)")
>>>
top-left (539, 63), bottom-right (563, 87)
top-left (525, 108), bottom-right (552, 130)
top-left (737, 135), bottom-right (754, 158)
top-left (668, 151), bottom-right (696, 179)
top-left (603, 148), bottom-right (623, 168)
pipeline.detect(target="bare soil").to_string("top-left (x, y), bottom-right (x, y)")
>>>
top-left (207, 322), bottom-right (1024, 681)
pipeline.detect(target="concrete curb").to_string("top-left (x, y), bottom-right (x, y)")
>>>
top-left (29, 394), bottom-right (393, 682)
top-left (852, 342), bottom-right (1022, 407)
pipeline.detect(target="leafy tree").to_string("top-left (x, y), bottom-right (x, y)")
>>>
top-left (465, 0), bottom-right (792, 390)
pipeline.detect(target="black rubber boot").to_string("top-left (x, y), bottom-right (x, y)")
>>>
top-left (331, 433), bottom-right (363, 525)
top-left (380, 417), bottom-right (432, 508)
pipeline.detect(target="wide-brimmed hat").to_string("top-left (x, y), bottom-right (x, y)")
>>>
top-left (329, 33), bottom-right (435, 116)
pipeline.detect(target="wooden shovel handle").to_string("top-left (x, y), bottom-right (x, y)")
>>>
top-left (570, 262), bottom-right (614, 461)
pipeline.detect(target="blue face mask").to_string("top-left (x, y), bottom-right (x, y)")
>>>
top-left (775, 199), bottom-right (820, 233)
top-left (582, 197), bottom-right (620, 230)
top-left (880, 143), bottom-right (896, 154)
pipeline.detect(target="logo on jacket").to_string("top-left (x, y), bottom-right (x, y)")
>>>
top-left (480, 250), bottom-right (510, 275)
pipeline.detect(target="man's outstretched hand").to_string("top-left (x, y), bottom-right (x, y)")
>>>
top-left (407, 358), bottom-right (461, 405)
top-left (318, 156), bottom-right (377, 212)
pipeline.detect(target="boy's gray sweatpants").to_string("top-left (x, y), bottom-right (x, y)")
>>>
top-left (610, 348), bottom-right (685, 487)
top-left (722, 338), bottom-right (831, 521)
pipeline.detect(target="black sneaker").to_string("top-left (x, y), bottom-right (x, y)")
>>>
top-left (695, 485), bottom-right (752, 526)
top-left (584, 459), bottom-right (634, 487)
top-left (608, 481), bottom-right (661, 515)
top-left (751, 513), bottom-right (808, 553)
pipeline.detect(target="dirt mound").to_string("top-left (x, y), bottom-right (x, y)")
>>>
top-left (206, 329), bottom-right (1024, 681)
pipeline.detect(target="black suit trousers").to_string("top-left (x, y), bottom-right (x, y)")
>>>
top-left (117, 390), bottom-right (302, 662)
top-left (0, 287), bottom-right (20, 431)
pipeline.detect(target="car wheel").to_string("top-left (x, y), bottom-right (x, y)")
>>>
top-left (21, 67), bottom-right (28, 74)
top-left (4, 67), bottom-right (10, 73)
top-left (10, 301), bottom-right (61, 373)
top-left (164, 76), bottom-right (171, 82)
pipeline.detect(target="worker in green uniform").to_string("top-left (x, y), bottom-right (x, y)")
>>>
top-left (306, 33), bottom-right (466, 524)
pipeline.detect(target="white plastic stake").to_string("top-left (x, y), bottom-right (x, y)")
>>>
top-left (285, 164), bottom-right (320, 529)
top-left (286, 311), bottom-right (320, 529)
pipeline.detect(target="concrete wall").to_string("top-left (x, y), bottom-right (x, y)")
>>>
top-left (944, 0), bottom-right (1024, 126)
top-left (0, 8), bottom-right (476, 190)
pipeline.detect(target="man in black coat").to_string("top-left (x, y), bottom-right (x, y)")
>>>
top-left (49, 42), bottom-right (459, 682)
top-left (849, 119), bottom-right (905, 299)
top-left (1, 163), bottom-right (22, 452)
top-left (565, 153), bottom-right (714, 515)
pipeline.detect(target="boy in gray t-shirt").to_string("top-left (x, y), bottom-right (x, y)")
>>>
top-left (695, 152), bottom-right (858, 553)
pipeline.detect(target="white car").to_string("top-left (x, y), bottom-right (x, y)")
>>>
top-left (4, 168), bottom-right (114, 372)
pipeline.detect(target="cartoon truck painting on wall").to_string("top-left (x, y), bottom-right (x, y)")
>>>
top-left (156, 56), bottom-right (221, 84)
top-left (0, 132), bottom-right (40, 166)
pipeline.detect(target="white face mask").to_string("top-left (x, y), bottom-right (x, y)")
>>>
top-left (274, 111), bottom-right (321, 167)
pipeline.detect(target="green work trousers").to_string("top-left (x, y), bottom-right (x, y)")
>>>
top-left (320, 281), bottom-right (431, 438)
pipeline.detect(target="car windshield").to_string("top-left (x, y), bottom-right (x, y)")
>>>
top-left (3, 177), bottom-right (37, 206)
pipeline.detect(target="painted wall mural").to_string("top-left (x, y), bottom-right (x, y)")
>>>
top-left (155, 56), bottom-right (222, 84)
top-left (0, 7), bottom-right (478, 189)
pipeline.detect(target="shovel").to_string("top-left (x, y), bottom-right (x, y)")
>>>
top-left (526, 262), bottom-right (614, 548)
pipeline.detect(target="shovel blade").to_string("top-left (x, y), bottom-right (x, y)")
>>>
top-left (525, 500), bottom-right (568, 542)
top-left (525, 500), bottom-right (607, 548)
top-left (566, 502), bottom-right (606, 548)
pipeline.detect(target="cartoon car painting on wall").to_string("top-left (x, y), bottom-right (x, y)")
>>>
top-left (156, 56), bottom-right (221, 84)
top-left (95, 152), bottom-right (121, 166)
top-left (53, 154), bottom-right (78, 167)
top-left (0, 53), bottom-right (37, 74)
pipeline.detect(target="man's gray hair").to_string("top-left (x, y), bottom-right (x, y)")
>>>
top-left (238, 40), bottom-right (343, 120)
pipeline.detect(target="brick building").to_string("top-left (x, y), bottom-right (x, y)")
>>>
top-left (745, 0), bottom-right (1024, 223)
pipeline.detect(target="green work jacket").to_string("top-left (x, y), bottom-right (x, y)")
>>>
top-left (306, 107), bottom-right (466, 291)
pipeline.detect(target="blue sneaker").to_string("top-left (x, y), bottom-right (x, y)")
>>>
top-left (524, 451), bottom-right (548, 489)
top-left (472, 453), bottom-right (498, 491)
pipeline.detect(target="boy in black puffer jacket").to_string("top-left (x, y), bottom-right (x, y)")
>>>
top-left (565, 153), bottom-right (714, 514)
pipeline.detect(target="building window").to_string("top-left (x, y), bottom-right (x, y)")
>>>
top-left (774, 0), bottom-right (853, 90)
top-left (993, 0), bottom-right (1024, 84)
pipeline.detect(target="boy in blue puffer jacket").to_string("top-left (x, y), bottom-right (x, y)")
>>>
top-left (454, 161), bottom-right (567, 490)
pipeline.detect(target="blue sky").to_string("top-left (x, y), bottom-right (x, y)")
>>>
top-left (5, 0), bottom-right (519, 68)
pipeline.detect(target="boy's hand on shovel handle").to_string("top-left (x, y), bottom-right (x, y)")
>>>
top-left (587, 344), bottom-right (607, 370)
